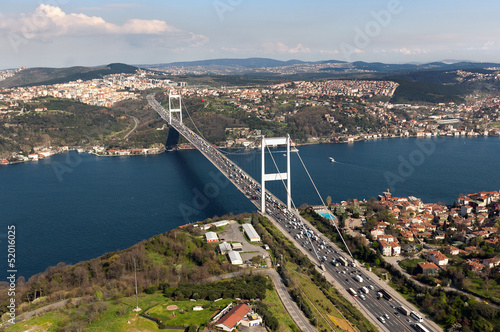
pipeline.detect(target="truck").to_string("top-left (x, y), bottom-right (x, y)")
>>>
top-left (354, 275), bottom-right (363, 283)
top-left (348, 288), bottom-right (358, 297)
top-left (398, 306), bottom-right (411, 316)
top-left (379, 288), bottom-right (393, 301)
top-left (338, 256), bottom-right (348, 266)
top-left (361, 286), bottom-right (369, 294)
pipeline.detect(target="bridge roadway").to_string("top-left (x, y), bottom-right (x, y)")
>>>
top-left (147, 95), bottom-right (439, 332)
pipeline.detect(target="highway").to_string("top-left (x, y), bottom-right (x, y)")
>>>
top-left (264, 206), bottom-right (438, 332)
top-left (147, 94), bottom-right (439, 332)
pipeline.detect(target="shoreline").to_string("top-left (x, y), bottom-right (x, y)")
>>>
top-left (1, 133), bottom-right (498, 166)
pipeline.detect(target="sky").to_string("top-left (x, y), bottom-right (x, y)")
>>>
top-left (0, 0), bottom-right (499, 69)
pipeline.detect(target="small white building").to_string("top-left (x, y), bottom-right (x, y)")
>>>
top-left (242, 224), bottom-right (260, 242)
top-left (205, 231), bottom-right (219, 243)
top-left (231, 242), bottom-right (243, 251)
top-left (228, 251), bottom-right (243, 265)
top-left (200, 219), bottom-right (230, 230)
top-left (219, 242), bottom-right (232, 254)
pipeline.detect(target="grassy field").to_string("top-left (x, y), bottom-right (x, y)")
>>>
top-left (6, 311), bottom-right (67, 331)
top-left (5, 293), bottom-right (225, 331)
top-left (146, 299), bottom-right (232, 327)
top-left (399, 258), bottom-right (426, 272)
top-left (466, 278), bottom-right (500, 303)
top-left (263, 289), bottom-right (300, 332)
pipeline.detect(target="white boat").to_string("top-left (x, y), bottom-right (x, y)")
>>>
top-left (329, 157), bottom-right (335, 162)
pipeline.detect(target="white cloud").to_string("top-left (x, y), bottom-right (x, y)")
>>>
top-left (481, 41), bottom-right (494, 50)
top-left (289, 43), bottom-right (310, 54)
top-left (1, 4), bottom-right (207, 47)
top-left (373, 48), bottom-right (428, 55)
top-left (320, 49), bottom-right (340, 55)
top-left (397, 48), bottom-right (428, 55)
top-left (262, 42), bottom-right (310, 54)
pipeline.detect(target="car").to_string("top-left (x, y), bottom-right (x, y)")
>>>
top-left (346, 278), bottom-right (349, 281)
top-left (384, 314), bottom-right (389, 320)
top-left (390, 304), bottom-right (395, 309)
top-left (378, 316), bottom-right (386, 324)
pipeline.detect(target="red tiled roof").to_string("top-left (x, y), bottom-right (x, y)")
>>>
top-left (418, 262), bottom-right (439, 270)
top-left (216, 304), bottom-right (251, 329)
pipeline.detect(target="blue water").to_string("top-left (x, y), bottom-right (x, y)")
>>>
top-left (1, 136), bottom-right (498, 278)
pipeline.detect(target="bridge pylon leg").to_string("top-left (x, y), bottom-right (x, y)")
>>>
top-left (168, 94), bottom-right (182, 125)
top-left (261, 134), bottom-right (292, 213)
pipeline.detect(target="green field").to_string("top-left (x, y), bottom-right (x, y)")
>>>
top-left (146, 298), bottom-right (232, 327)
top-left (5, 293), bottom-right (231, 331)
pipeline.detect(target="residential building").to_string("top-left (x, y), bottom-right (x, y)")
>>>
top-left (428, 251), bottom-right (449, 266)
top-left (378, 240), bottom-right (393, 256)
top-left (418, 262), bottom-right (439, 275)
top-left (215, 304), bottom-right (252, 331)
top-left (390, 242), bottom-right (401, 256)
top-left (466, 259), bottom-right (485, 272)
top-left (377, 234), bottom-right (396, 243)
top-left (370, 228), bottom-right (385, 239)
top-left (444, 245), bottom-right (460, 256)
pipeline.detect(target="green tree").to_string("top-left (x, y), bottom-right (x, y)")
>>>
top-left (94, 290), bottom-right (103, 301)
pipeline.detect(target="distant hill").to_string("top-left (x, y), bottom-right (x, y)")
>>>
top-left (141, 57), bottom-right (307, 69)
top-left (0, 63), bottom-right (138, 88)
top-left (140, 57), bottom-right (499, 72)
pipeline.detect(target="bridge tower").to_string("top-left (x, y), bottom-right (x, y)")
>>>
top-left (261, 135), bottom-right (291, 213)
top-left (168, 94), bottom-right (182, 125)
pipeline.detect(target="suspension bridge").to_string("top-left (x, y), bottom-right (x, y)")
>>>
top-left (146, 93), bottom-right (439, 332)
top-left (146, 93), bottom-right (351, 258)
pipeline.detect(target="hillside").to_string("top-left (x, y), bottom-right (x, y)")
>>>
top-left (0, 63), bottom-right (138, 88)
top-left (0, 97), bottom-right (134, 159)
top-left (0, 213), bottom-right (379, 331)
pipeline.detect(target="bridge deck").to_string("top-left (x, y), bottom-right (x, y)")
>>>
top-left (148, 94), bottom-right (270, 212)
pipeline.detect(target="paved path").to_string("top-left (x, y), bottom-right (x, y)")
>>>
top-left (123, 115), bottom-right (139, 139)
top-left (1, 298), bottom-right (80, 329)
top-left (267, 269), bottom-right (316, 332)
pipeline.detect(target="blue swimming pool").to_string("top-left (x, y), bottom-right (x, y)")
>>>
top-left (318, 211), bottom-right (336, 219)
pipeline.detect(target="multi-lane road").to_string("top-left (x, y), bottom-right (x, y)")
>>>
top-left (263, 204), bottom-right (439, 332)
